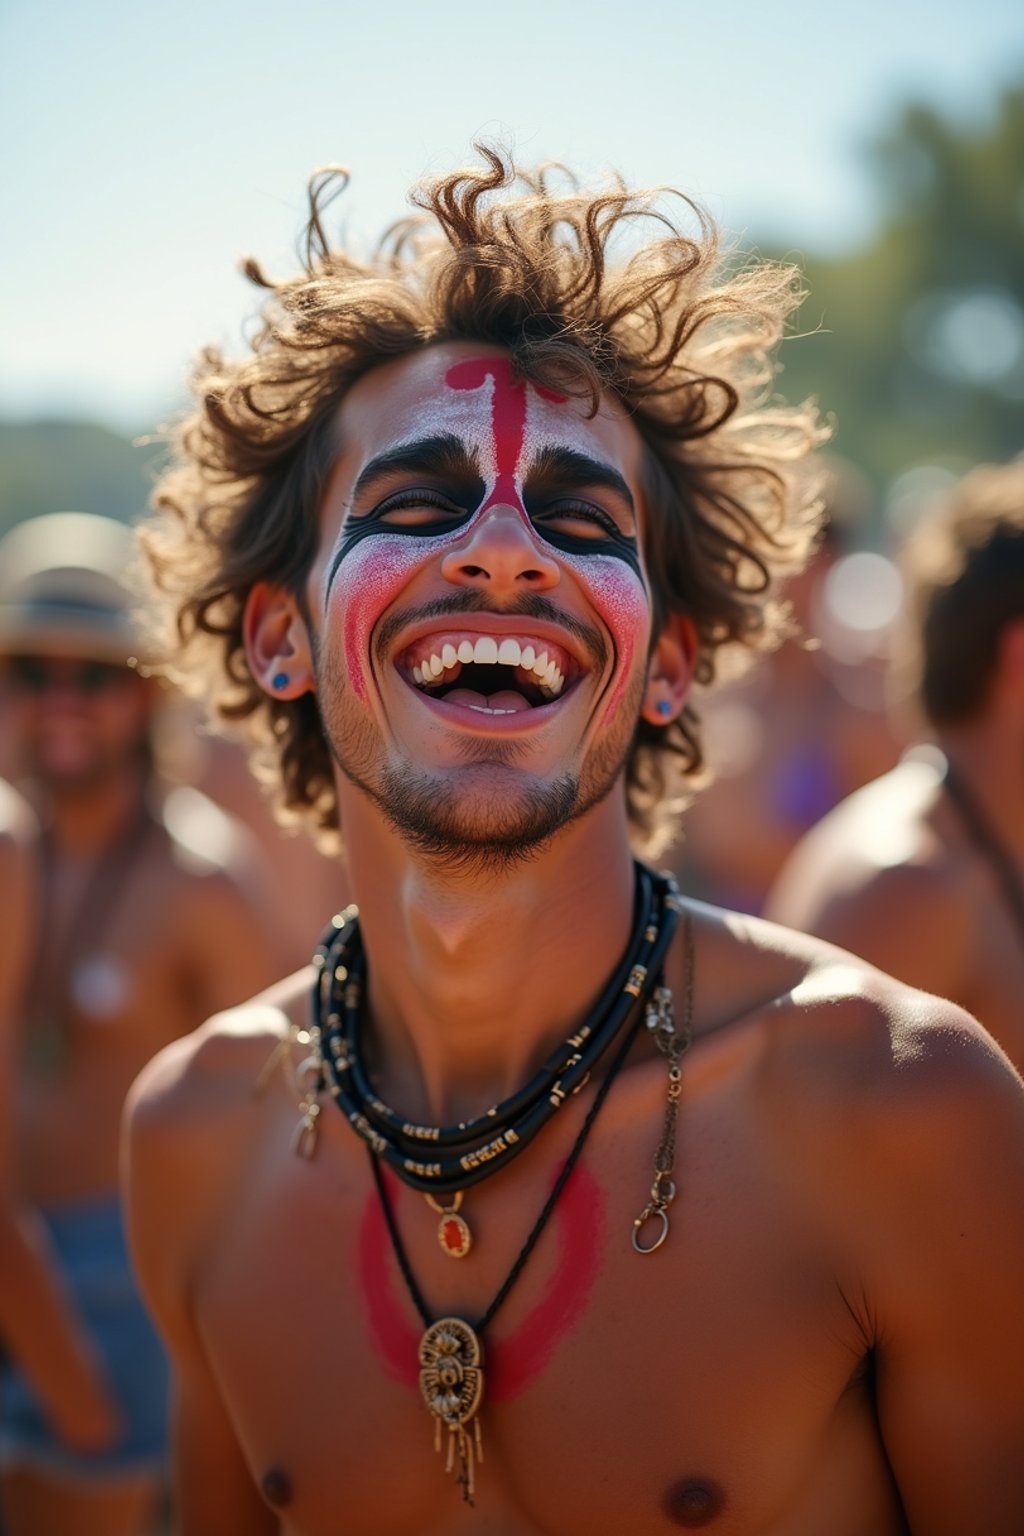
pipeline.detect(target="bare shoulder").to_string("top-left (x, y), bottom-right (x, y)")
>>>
top-left (123, 970), bottom-right (312, 1317)
top-left (763, 761), bottom-right (972, 992)
top-left (766, 757), bottom-right (948, 921)
top-left (125, 966), bottom-right (312, 1143)
top-left (735, 911), bottom-right (1024, 1175)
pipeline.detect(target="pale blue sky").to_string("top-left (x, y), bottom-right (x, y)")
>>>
top-left (2, 0), bottom-right (1021, 431)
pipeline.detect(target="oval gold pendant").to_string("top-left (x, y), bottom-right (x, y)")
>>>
top-left (437, 1210), bottom-right (472, 1258)
top-left (425, 1192), bottom-right (473, 1258)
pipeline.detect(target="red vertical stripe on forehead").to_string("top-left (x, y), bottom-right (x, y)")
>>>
top-left (445, 357), bottom-right (566, 512)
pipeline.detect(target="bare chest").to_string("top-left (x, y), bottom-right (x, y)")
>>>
top-left (196, 1082), bottom-right (903, 1535)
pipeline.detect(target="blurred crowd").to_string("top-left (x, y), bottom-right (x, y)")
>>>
top-left (0, 450), bottom-right (1021, 1533)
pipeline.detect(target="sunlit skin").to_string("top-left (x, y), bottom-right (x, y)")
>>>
top-left (0, 656), bottom-right (282, 1536)
top-left (359, 1162), bottom-right (604, 1403)
top-left (126, 342), bottom-right (1024, 1536)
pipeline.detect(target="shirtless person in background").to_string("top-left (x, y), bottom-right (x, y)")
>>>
top-left (768, 462), bottom-right (1024, 1073)
top-left (0, 514), bottom-right (281, 1535)
top-left (126, 152), bottom-right (1024, 1535)
top-left (1, 779), bottom-right (122, 1464)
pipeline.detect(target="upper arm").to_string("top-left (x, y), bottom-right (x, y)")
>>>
top-left (123, 1042), bottom-right (278, 1536)
top-left (769, 859), bottom-right (969, 1001)
top-left (859, 1015), bottom-right (1024, 1531)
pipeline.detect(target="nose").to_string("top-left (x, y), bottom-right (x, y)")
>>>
top-left (440, 504), bottom-right (561, 595)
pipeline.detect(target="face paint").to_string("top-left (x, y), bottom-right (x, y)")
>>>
top-left (445, 355), bottom-right (566, 518)
top-left (356, 1162), bottom-right (604, 1402)
top-left (324, 352), bottom-right (651, 712)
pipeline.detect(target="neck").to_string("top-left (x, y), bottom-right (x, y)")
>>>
top-left (337, 789), bottom-right (638, 1127)
top-left (937, 717), bottom-right (1024, 856)
top-left (35, 762), bottom-right (150, 858)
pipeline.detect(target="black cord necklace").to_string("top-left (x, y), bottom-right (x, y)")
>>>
top-left (942, 759), bottom-right (1024, 949)
top-left (301, 867), bottom-right (686, 1501)
top-left (364, 872), bottom-right (682, 1504)
top-left (314, 863), bottom-right (670, 1200)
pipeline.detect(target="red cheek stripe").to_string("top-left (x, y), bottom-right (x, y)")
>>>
top-left (445, 357), bottom-right (566, 517)
top-left (357, 1161), bottom-right (604, 1402)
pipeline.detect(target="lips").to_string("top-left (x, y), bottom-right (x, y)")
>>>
top-left (395, 628), bottom-right (583, 715)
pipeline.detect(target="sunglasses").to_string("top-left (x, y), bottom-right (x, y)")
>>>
top-left (4, 655), bottom-right (136, 696)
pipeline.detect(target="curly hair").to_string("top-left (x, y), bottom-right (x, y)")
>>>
top-left (142, 147), bottom-right (826, 855)
top-left (900, 460), bottom-right (1024, 726)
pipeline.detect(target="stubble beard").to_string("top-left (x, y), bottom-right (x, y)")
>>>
top-left (314, 647), bottom-right (643, 877)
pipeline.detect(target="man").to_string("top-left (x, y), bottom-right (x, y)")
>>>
top-left (767, 461), bottom-right (1024, 1073)
top-left (0, 514), bottom-right (282, 1536)
top-left (1, 778), bottom-right (121, 1466)
top-left (677, 457), bottom-right (898, 913)
top-left (126, 152), bottom-right (1024, 1535)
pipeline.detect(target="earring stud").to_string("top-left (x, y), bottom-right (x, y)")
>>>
top-left (656, 699), bottom-right (673, 719)
top-left (272, 672), bottom-right (289, 692)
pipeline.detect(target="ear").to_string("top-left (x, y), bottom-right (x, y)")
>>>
top-left (243, 582), bottom-right (315, 700)
top-left (639, 612), bottom-right (698, 727)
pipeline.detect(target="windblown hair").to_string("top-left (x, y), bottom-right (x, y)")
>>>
top-left (142, 147), bottom-right (826, 854)
top-left (901, 460), bottom-right (1024, 726)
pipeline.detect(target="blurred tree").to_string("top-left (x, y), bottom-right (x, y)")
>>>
top-left (2, 81), bottom-right (1021, 544)
top-left (766, 78), bottom-right (1024, 525)
top-left (0, 421), bottom-right (157, 538)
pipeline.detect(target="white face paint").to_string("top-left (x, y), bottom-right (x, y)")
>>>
top-left (317, 347), bottom-right (652, 721)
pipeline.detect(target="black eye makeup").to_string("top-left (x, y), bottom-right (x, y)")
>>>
top-left (325, 435), bottom-right (643, 590)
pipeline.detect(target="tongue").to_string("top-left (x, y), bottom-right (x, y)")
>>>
top-left (444, 687), bottom-right (533, 713)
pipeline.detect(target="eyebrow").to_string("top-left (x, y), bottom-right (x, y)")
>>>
top-left (348, 433), bottom-right (482, 507)
top-left (524, 445), bottom-right (636, 520)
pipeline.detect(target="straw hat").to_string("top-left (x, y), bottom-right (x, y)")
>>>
top-left (0, 513), bottom-right (146, 665)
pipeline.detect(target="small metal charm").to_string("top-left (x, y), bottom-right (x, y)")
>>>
top-left (632, 967), bottom-right (691, 1254)
top-left (291, 1040), bottom-right (325, 1160)
top-left (419, 1317), bottom-right (485, 1504)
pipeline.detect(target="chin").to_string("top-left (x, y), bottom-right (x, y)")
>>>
top-left (374, 760), bottom-right (582, 871)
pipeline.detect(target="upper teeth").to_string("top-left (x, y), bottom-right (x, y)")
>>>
top-left (410, 635), bottom-right (566, 696)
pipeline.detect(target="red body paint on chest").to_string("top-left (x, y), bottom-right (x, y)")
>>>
top-left (357, 1162), bottom-right (604, 1402)
top-left (445, 357), bottom-right (566, 514)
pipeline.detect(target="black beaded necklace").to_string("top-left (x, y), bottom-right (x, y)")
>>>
top-left (314, 863), bottom-right (670, 1196)
top-left (305, 864), bottom-right (682, 1502)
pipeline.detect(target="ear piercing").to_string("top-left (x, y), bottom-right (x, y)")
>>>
top-left (272, 672), bottom-right (289, 692)
top-left (656, 699), bottom-right (673, 719)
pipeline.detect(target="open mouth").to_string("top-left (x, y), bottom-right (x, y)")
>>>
top-left (397, 631), bottom-right (580, 715)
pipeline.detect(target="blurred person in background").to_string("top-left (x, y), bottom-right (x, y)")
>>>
top-left (0, 514), bottom-right (282, 1536)
top-left (675, 457), bottom-right (901, 912)
top-left (177, 727), bottom-right (348, 973)
top-left (767, 461), bottom-right (1024, 1072)
top-left (1, 778), bottom-right (124, 1499)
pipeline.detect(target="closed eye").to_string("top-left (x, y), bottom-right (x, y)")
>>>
top-left (532, 500), bottom-right (629, 541)
top-left (371, 488), bottom-right (470, 527)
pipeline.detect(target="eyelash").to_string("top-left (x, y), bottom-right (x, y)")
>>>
top-left (374, 489), bottom-right (464, 518)
top-left (370, 489), bottom-right (627, 541)
top-left (538, 500), bottom-right (623, 537)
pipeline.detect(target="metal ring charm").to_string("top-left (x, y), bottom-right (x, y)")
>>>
top-left (632, 1208), bottom-right (670, 1254)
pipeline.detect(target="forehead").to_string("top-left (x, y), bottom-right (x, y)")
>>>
top-left (332, 340), bottom-right (647, 485)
